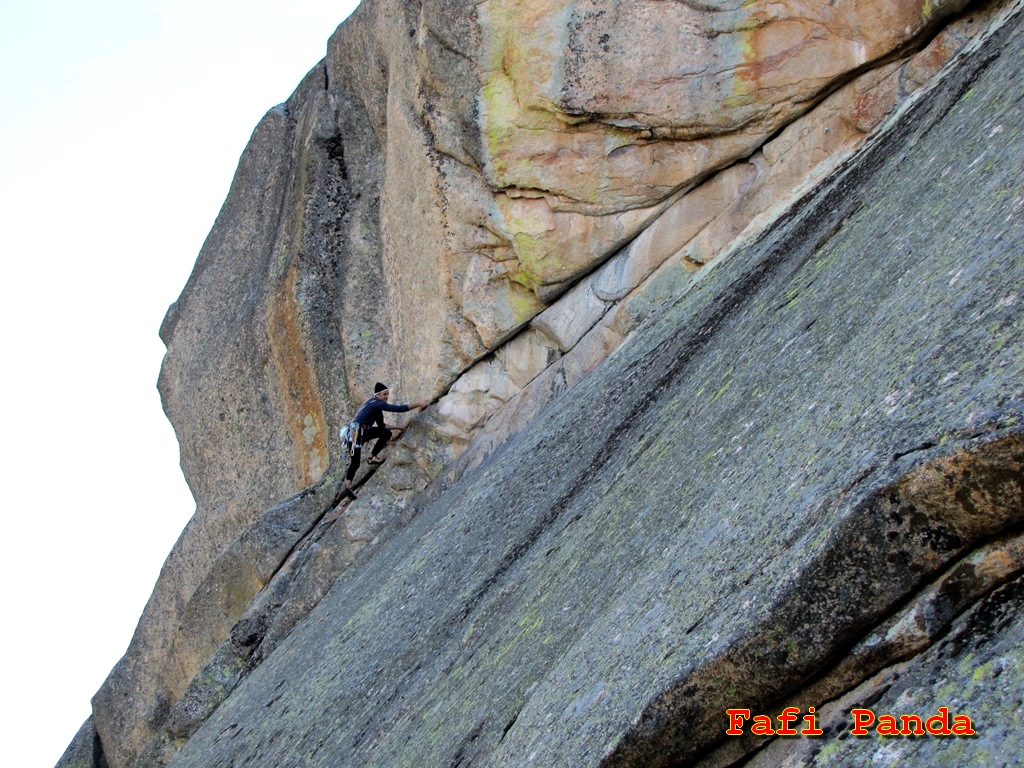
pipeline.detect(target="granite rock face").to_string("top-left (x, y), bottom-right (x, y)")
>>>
top-left (159, 7), bottom-right (1024, 765)
top-left (71, 1), bottom-right (1024, 767)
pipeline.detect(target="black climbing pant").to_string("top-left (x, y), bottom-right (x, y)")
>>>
top-left (346, 425), bottom-right (392, 481)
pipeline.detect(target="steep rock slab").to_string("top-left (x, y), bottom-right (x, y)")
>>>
top-left (153, 0), bottom-right (995, 543)
top-left (96, 59), bottom-right (387, 768)
top-left (811, 574), bottom-right (1024, 766)
top-left (165, 9), bottom-right (1024, 768)
top-left (106, 2), bottom-right (1013, 766)
top-left (710, 546), bottom-right (1024, 767)
top-left (400, 0), bottom-right (1016, 528)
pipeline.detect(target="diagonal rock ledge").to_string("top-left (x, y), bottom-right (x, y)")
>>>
top-left (697, 527), bottom-right (1024, 766)
top-left (152, 4), bottom-right (1024, 765)
top-left (68, 1), bottom-right (1023, 766)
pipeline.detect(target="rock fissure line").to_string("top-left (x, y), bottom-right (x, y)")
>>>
top-left (65, 2), bottom-right (1024, 767)
top-left (602, 425), bottom-right (1024, 767)
top-left (706, 543), bottom-right (1024, 767)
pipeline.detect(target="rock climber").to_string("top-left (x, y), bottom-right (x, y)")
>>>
top-left (343, 382), bottom-right (428, 499)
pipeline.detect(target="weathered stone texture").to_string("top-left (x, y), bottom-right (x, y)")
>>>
top-left (474, 0), bottom-right (977, 304)
top-left (742, 572), bottom-right (1024, 767)
top-left (159, 5), bottom-right (1024, 767)
top-left (55, 718), bottom-right (108, 768)
top-left (700, 531), bottom-right (1024, 766)
top-left (82, 0), bottom-right (1022, 766)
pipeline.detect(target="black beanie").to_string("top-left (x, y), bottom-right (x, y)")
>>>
top-left (374, 382), bottom-right (389, 393)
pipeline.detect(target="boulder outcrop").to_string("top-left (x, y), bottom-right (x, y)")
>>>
top-left (62, 0), bottom-right (1024, 766)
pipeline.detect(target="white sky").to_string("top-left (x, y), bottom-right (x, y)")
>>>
top-left (0, 2), bottom-right (361, 765)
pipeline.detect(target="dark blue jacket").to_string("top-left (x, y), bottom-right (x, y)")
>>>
top-left (353, 397), bottom-right (411, 428)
